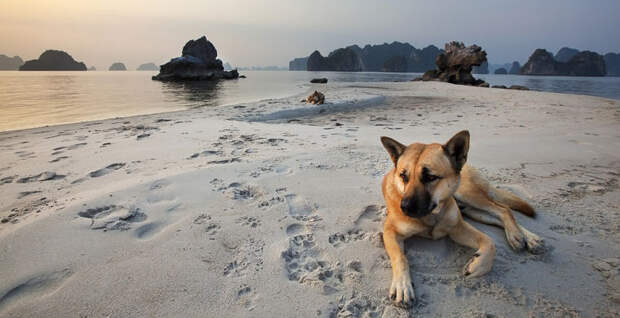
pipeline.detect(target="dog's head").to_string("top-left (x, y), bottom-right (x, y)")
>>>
top-left (380, 130), bottom-right (470, 218)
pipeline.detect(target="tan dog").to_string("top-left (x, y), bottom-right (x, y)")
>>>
top-left (380, 130), bottom-right (543, 307)
top-left (303, 91), bottom-right (325, 105)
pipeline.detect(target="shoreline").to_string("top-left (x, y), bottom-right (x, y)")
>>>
top-left (0, 82), bottom-right (619, 317)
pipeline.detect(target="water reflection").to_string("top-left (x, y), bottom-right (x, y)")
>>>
top-left (159, 80), bottom-right (222, 108)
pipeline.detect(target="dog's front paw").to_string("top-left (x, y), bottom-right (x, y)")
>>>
top-left (520, 227), bottom-right (545, 254)
top-left (389, 273), bottom-right (415, 307)
top-left (463, 249), bottom-right (494, 278)
top-left (505, 227), bottom-right (527, 251)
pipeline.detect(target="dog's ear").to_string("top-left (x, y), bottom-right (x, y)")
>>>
top-left (443, 130), bottom-right (470, 172)
top-left (380, 136), bottom-right (406, 165)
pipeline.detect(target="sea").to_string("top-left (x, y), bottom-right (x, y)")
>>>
top-left (1, 71), bottom-right (619, 132)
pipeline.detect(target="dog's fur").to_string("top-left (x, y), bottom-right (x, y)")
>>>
top-left (380, 130), bottom-right (543, 307)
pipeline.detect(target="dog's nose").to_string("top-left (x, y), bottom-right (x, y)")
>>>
top-left (400, 197), bottom-right (413, 213)
top-left (429, 202), bottom-right (437, 212)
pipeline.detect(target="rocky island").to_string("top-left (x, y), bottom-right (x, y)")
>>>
top-left (109, 63), bottom-right (127, 71)
top-left (418, 41), bottom-right (488, 86)
top-left (292, 41), bottom-right (441, 73)
top-left (152, 36), bottom-right (238, 81)
top-left (19, 50), bottom-right (87, 71)
top-left (137, 63), bottom-right (158, 71)
top-left (0, 54), bottom-right (23, 70)
top-left (521, 48), bottom-right (606, 76)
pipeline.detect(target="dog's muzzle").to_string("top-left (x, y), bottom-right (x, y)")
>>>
top-left (400, 198), bottom-right (437, 218)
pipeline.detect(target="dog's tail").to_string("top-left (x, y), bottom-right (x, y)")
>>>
top-left (488, 187), bottom-right (536, 218)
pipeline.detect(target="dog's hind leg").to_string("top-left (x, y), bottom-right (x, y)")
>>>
top-left (448, 217), bottom-right (496, 278)
top-left (461, 207), bottom-right (544, 254)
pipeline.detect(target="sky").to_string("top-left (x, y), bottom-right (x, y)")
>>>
top-left (2, 0), bottom-right (619, 70)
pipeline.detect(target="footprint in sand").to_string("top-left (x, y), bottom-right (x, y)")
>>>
top-left (16, 171), bottom-right (65, 183)
top-left (77, 205), bottom-right (146, 231)
top-left (88, 163), bottom-right (125, 178)
top-left (284, 193), bottom-right (316, 216)
top-left (0, 268), bottom-right (73, 311)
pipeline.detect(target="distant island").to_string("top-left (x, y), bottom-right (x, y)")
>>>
top-left (521, 48), bottom-right (606, 76)
top-left (290, 43), bottom-right (620, 77)
top-left (237, 65), bottom-right (287, 71)
top-left (136, 62), bottom-right (158, 71)
top-left (290, 42), bottom-right (441, 72)
top-left (19, 50), bottom-right (86, 71)
top-left (0, 54), bottom-right (24, 70)
top-left (109, 62), bottom-right (127, 71)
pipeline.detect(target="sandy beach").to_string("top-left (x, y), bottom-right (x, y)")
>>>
top-left (0, 81), bottom-right (619, 317)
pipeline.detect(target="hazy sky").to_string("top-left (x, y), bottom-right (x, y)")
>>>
top-left (2, 0), bottom-right (619, 70)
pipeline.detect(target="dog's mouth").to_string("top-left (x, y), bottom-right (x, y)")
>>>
top-left (401, 201), bottom-right (438, 218)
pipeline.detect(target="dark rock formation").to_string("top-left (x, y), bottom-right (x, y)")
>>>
top-left (109, 63), bottom-right (127, 71)
top-left (0, 55), bottom-right (23, 70)
top-left (88, 66), bottom-right (96, 71)
top-left (310, 78), bottom-right (328, 83)
top-left (554, 47), bottom-right (579, 63)
top-left (306, 48), bottom-right (362, 72)
top-left (153, 36), bottom-right (238, 81)
top-left (289, 57), bottom-right (308, 71)
top-left (136, 63), bottom-right (158, 71)
top-left (472, 61), bottom-right (489, 74)
top-left (521, 49), bottom-right (606, 76)
top-left (306, 51), bottom-right (330, 71)
top-left (563, 51), bottom-right (606, 76)
top-left (492, 85), bottom-right (507, 89)
top-left (520, 49), bottom-right (556, 75)
top-left (509, 85), bottom-right (529, 90)
top-left (382, 55), bottom-right (408, 72)
top-left (19, 50), bottom-right (86, 71)
top-left (291, 42), bottom-right (442, 72)
top-left (508, 61), bottom-right (521, 74)
top-left (494, 68), bottom-right (507, 74)
top-left (604, 53), bottom-right (620, 76)
top-left (420, 42), bottom-right (487, 86)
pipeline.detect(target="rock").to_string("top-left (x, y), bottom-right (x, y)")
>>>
top-left (564, 51), bottom-right (606, 76)
top-left (492, 85), bottom-right (507, 89)
top-left (109, 62), bottom-right (127, 71)
top-left (508, 61), bottom-right (521, 74)
top-left (19, 50), bottom-right (86, 71)
top-left (182, 36), bottom-right (217, 65)
top-left (310, 78), bottom-right (328, 84)
top-left (478, 82), bottom-right (490, 87)
top-left (494, 68), bottom-right (507, 74)
top-left (382, 55), bottom-right (408, 72)
top-left (152, 35), bottom-right (238, 81)
top-left (307, 48), bottom-right (362, 72)
top-left (520, 49), bottom-right (557, 75)
top-left (509, 85), bottom-right (529, 90)
top-left (289, 57), bottom-right (308, 71)
top-left (604, 52), bottom-right (620, 76)
top-left (420, 41), bottom-right (487, 86)
top-left (136, 62), bottom-right (158, 71)
top-left (521, 49), bottom-right (606, 76)
top-left (304, 91), bottom-right (325, 105)
top-left (0, 54), bottom-right (23, 70)
top-left (472, 61), bottom-right (489, 74)
top-left (239, 75), bottom-right (246, 78)
top-left (292, 41), bottom-right (442, 73)
top-left (554, 47), bottom-right (579, 63)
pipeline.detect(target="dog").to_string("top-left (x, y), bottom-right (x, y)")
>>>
top-left (303, 91), bottom-right (325, 105)
top-left (380, 130), bottom-right (543, 307)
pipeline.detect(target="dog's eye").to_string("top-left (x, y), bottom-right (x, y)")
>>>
top-left (423, 174), bottom-right (440, 183)
top-left (399, 170), bottom-right (409, 183)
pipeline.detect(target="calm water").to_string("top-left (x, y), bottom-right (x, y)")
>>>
top-left (0, 71), bottom-right (618, 132)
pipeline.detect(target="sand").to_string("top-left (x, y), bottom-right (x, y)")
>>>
top-left (0, 81), bottom-right (619, 317)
